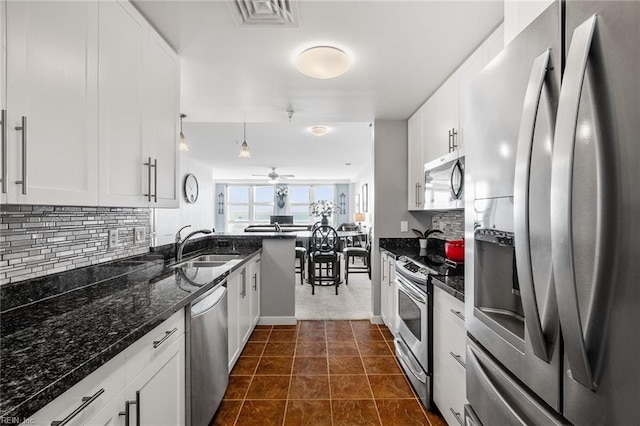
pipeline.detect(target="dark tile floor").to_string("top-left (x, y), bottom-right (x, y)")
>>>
top-left (212, 320), bottom-right (446, 426)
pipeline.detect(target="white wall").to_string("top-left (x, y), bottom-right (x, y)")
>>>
top-left (153, 153), bottom-right (215, 246)
top-left (504, 0), bottom-right (555, 44)
top-left (370, 119), bottom-right (431, 317)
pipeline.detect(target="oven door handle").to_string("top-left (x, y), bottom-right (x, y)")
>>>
top-left (394, 338), bottom-right (427, 384)
top-left (395, 275), bottom-right (426, 305)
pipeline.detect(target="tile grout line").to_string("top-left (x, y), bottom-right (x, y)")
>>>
top-left (351, 320), bottom-right (384, 426)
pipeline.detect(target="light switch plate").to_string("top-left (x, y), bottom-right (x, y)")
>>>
top-left (400, 221), bottom-right (408, 232)
top-left (108, 229), bottom-right (119, 249)
top-left (135, 227), bottom-right (145, 243)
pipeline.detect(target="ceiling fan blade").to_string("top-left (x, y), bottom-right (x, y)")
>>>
top-left (251, 174), bottom-right (269, 177)
top-left (279, 175), bottom-right (295, 178)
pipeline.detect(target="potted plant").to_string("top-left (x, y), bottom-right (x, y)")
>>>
top-left (310, 200), bottom-right (337, 225)
top-left (275, 185), bottom-right (289, 208)
top-left (411, 228), bottom-right (443, 249)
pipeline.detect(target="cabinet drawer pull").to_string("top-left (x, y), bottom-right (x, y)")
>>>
top-left (452, 128), bottom-right (458, 150)
top-left (15, 116), bottom-right (27, 194)
top-left (50, 388), bottom-right (105, 426)
top-left (450, 309), bottom-right (465, 322)
top-left (253, 273), bottom-right (257, 291)
top-left (450, 351), bottom-right (466, 369)
top-left (450, 407), bottom-right (464, 425)
top-left (153, 327), bottom-right (178, 348)
top-left (448, 129), bottom-right (453, 152)
top-left (1, 110), bottom-right (6, 193)
top-left (144, 157), bottom-right (153, 202)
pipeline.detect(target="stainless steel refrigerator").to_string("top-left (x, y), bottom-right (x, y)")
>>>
top-left (464, 1), bottom-right (640, 425)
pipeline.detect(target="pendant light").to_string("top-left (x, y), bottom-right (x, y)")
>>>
top-left (238, 122), bottom-right (251, 158)
top-left (179, 114), bottom-right (189, 152)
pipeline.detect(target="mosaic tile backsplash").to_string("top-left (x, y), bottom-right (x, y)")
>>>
top-left (431, 210), bottom-right (464, 240)
top-left (0, 205), bottom-right (151, 285)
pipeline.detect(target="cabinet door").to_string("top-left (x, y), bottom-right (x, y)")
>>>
top-left (250, 257), bottom-right (261, 327)
top-left (1, 0), bottom-right (6, 204)
top-left (388, 260), bottom-right (397, 334)
top-left (238, 267), bottom-right (252, 346)
top-left (125, 334), bottom-right (185, 426)
top-left (6, 0), bottom-right (98, 205)
top-left (144, 29), bottom-right (179, 208)
top-left (227, 271), bottom-right (240, 370)
top-left (482, 24), bottom-right (505, 67)
top-left (98, 0), bottom-right (147, 207)
top-left (436, 77), bottom-right (459, 157)
top-left (380, 253), bottom-right (389, 324)
top-left (421, 98), bottom-right (439, 164)
top-left (457, 49), bottom-right (483, 152)
top-left (83, 391), bottom-right (126, 426)
top-left (407, 112), bottom-right (423, 210)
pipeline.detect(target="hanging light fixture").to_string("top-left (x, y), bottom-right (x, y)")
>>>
top-left (238, 122), bottom-right (251, 158)
top-left (179, 114), bottom-right (189, 152)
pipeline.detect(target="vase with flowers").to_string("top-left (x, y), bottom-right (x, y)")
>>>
top-left (310, 200), bottom-right (337, 225)
top-left (275, 185), bottom-right (289, 208)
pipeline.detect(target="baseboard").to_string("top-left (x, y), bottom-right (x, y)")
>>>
top-left (370, 315), bottom-right (384, 325)
top-left (258, 316), bottom-right (298, 325)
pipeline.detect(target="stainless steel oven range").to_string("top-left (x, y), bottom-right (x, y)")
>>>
top-left (393, 256), bottom-right (433, 409)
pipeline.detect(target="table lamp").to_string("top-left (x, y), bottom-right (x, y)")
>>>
top-left (354, 213), bottom-right (365, 230)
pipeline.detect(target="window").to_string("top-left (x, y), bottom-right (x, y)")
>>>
top-left (225, 185), bottom-right (275, 232)
top-left (223, 184), bottom-right (336, 231)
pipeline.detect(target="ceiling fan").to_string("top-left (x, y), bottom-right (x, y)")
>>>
top-left (252, 167), bottom-right (295, 183)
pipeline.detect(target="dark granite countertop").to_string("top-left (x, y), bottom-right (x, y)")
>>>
top-left (379, 239), bottom-right (465, 302)
top-left (0, 249), bottom-right (260, 420)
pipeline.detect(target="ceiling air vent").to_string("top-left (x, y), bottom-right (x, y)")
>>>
top-left (230, 0), bottom-right (299, 28)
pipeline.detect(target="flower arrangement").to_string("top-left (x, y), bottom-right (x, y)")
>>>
top-left (310, 200), bottom-right (337, 217)
top-left (275, 185), bottom-right (289, 197)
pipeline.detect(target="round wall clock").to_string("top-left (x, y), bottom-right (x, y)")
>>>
top-left (184, 174), bottom-right (199, 204)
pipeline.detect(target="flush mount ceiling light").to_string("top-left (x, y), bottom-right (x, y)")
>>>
top-left (179, 114), bottom-right (189, 152)
top-left (296, 46), bottom-right (351, 79)
top-left (238, 122), bottom-right (251, 158)
top-left (309, 126), bottom-right (329, 136)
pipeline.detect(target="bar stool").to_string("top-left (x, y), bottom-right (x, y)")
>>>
top-left (295, 245), bottom-right (307, 284)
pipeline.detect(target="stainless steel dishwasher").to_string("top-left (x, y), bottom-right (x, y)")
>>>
top-left (186, 280), bottom-right (228, 426)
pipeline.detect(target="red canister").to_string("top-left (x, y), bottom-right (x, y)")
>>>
top-left (445, 239), bottom-right (465, 262)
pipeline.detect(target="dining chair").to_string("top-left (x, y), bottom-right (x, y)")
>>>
top-left (343, 228), bottom-right (371, 284)
top-left (308, 225), bottom-right (340, 295)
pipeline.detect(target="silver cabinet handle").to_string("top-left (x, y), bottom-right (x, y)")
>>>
top-left (448, 129), bottom-right (453, 152)
top-left (14, 116), bottom-right (27, 194)
top-left (450, 407), bottom-right (463, 426)
top-left (450, 351), bottom-right (466, 369)
top-left (51, 388), bottom-right (104, 426)
top-left (253, 273), bottom-right (257, 291)
top-left (153, 327), bottom-right (178, 348)
top-left (416, 182), bottom-right (421, 206)
top-left (144, 156), bottom-right (153, 202)
top-left (514, 48), bottom-right (553, 363)
top-left (153, 158), bottom-right (158, 202)
top-left (451, 128), bottom-right (458, 150)
top-left (119, 400), bottom-right (131, 426)
top-left (551, 14), bottom-right (598, 390)
top-left (450, 309), bottom-right (465, 322)
top-left (381, 258), bottom-right (386, 281)
top-left (241, 269), bottom-right (246, 298)
top-left (0, 110), bottom-right (6, 193)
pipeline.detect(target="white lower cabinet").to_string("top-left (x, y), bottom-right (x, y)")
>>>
top-left (433, 285), bottom-right (467, 426)
top-left (227, 255), bottom-right (261, 371)
top-left (380, 251), bottom-right (397, 334)
top-left (27, 310), bottom-right (185, 426)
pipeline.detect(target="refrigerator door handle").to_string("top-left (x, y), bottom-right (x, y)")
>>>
top-left (513, 49), bottom-right (552, 362)
top-left (550, 15), bottom-right (598, 390)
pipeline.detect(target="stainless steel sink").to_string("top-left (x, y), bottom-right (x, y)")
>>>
top-left (191, 254), bottom-right (239, 262)
top-left (172, 254), bottom-right (239, 269)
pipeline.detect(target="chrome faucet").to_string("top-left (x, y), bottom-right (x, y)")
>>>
top-left (175, 225), bottom-right (212, 261)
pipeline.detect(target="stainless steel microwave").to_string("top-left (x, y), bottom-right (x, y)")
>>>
top-left (423, 149), bottom-right (464, 210)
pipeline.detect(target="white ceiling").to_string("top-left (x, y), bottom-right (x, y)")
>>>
top-left (133, 0), bottom-right (504, 181)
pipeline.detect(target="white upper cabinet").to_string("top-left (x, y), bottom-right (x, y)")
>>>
top-left (457, 49), bottom-right (483, 152)
top-left (143, 29), bottom-right (180, 208)
top-left (5, 1), bottom-right (99, 205)
top-left (435, 76), bottom-right (460, 158)
top-left (1, 0), bottom-right (180, 208)
top-left (98, 0), bottom-right (147, 207)
top-left (407, 112), bottom-right (423, 210)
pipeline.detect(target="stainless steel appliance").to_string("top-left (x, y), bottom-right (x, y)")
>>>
top-left (423, 150), bottom-right (465, 210)
top-left (187, 282), bottom-right (228, 426)
top-left (394, 252), bottom-right (464, 410)
top-left (465, 1), bottom-right (640, 424)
